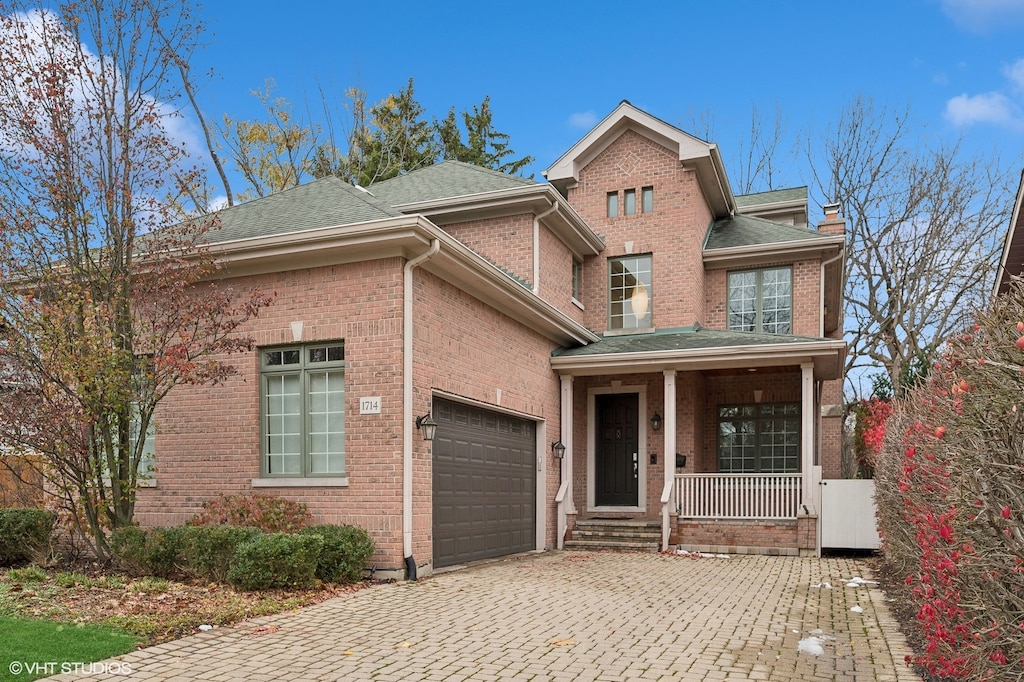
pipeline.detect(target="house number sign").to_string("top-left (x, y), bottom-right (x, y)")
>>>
top-left (359, 397), bottom-right (382, 414)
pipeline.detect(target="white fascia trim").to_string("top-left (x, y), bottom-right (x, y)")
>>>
top-left (993, 168), bottom-right (1024, 299)
top-left (703, 235), bottom-right (846, 265)
top-left (550, 339), bottom-right (847, 376)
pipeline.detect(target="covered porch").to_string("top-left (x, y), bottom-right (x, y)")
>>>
top-left (550, 327), bottom-right (845, 556)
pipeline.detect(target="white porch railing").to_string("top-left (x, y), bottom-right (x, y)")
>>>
top-left (675, 473), bottom-right (803, 520)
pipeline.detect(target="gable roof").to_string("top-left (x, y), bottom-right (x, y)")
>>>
top-left (208, 176), bottom-right (403, 244)
top-left (734, 187), bottom-right (808, 209)
top-left (544, 100), bottom-right (735, 217)
top-left (369, 161), bottom-right (536, 206)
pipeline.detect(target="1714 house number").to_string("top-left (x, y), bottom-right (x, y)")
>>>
top-left (359, 397), bottom-right (381, 414)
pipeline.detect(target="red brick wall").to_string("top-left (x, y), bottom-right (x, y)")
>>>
top-left (566, 130), bottom-right (711, 331)
top-left (442, 213), bottom-right (535, 287)
top-left (676, 519), bottom-right (801, 551)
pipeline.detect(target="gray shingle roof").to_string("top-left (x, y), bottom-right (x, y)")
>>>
top-left (369, 161), bottom-right (537, 206)
top-left (551, 326), bottom-right (831, 358)
top-left (207, 177), bottom-right (403, 244)
top-left (734, 186), bottom-right (807, 209)
top-left (704, 214), bottom-right (832, 250)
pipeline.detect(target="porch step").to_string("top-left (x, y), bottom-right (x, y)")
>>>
top-left (565, 519), bottom-right (662, 553)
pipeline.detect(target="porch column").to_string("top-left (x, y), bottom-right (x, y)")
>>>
top-left (662, 370), bottom-right (677, 550)
top-left (560, 374), bottom-right (576, 514)
top-left (801, 362), bottom-right (816, 513)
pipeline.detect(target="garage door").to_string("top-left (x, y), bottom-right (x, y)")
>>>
top-left (432, 398), bottom-right (536, 568)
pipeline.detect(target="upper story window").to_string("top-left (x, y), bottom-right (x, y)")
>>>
top-left (609, 254), bottom-right (652, 330)
top-left (728, 267), bottom-right (792, 335)
top-left (262, 342), bottom-right (345, 477)
top-left (718, 403), bottom-right (800, 473)
top-left (624, 189), bottom-right (636, 216)
top-left (572, 259), bottom-right (582, 301)
top-left (642, 186), bottom-right (654, 213)
top-left (606, 192), bottom-right (618, 218)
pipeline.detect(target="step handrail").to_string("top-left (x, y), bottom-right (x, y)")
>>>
top-left (660, 479), bottom-right (674, 551)
top-left (555, 479), bottom-right (569, 549)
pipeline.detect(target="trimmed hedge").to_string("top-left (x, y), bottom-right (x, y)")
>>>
top-left (227, 533), bottom-right (323, 590)
top-left (0, 508), bottom-right (55, 566)
top-left (177, 525), bottom-right (262, 582)
top-left (110, 526), bottom-right (185, 578)
top-left (301, 524), bottom-right (374, 583)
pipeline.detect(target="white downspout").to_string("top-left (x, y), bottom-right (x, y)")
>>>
top-left (403, 238), bottom-right (440, 578)
top-left (819, 248), bottom-right (844, 338)
top-left (533, 202), bottom-right (559, 294)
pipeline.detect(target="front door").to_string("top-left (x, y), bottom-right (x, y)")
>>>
top-left (595, 393), bottom-right (639, 506)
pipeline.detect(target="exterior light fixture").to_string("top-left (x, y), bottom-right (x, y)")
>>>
top-left (415, 413), bottom-right (438, 441)
top-left (651, 412), bottom-right (662, 431)
top-left (551, 441), bottom-right (566, 459)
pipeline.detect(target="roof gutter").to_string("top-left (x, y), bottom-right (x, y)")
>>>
top-left (403, 237), bottom-right (440, 580)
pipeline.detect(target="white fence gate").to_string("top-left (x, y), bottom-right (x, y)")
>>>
top-left (819, 479), bottom-right (881, 550)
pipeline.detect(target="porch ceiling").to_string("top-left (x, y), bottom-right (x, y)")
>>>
top-left (551, 327), bottom-right (846, 380)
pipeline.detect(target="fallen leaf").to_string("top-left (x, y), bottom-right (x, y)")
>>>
top-left (344, 651), bottom-right (354, 656)
top-left (250, 625), bottom-right (279, 636)
top-left (400, 642), bottom-right (411, 648)
top-left (550, 638), bottom-right (576, 647)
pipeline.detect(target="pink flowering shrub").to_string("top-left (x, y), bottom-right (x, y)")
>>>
top-left (875, 280), bottom-right (1024, 680)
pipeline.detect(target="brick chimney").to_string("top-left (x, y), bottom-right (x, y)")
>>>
top-left (818, 202), bottom-right (845, 237)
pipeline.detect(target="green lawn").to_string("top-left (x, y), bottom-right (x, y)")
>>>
top-left (0, 616), bottom-right (137, 682)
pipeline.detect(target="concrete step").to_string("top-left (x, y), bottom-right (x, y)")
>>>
top-left (567, 519), bottom-right (662, 553)
top-left (564, 538), bottom-right (661, 552)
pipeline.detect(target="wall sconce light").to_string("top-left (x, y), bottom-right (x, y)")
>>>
top-left (651, 412), bottom-right (662, 431)
top-left (415, 413), bottom-right (437, 441)
top-left (753, 390), bottom-right (763, 404)
top-left (551, 441), bottom-right (566, 459)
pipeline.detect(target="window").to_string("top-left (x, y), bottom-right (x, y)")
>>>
top-left (608, 255), bottom-right (652, 330)
top-left (571, 259), bottom-right (582, 301)
top-left (728, 267), bottom-right (792, 334)
top-left (624, 189), bottom-right (636, 216)
top-left (262, 343), bottom-right (345, 477)
top-left (642, 186), bottom-right (653, 213)
top-left (718, 403), bottom-right (799, 473)
top-left (606, 192), bottom-right (618, 218)
top-left (130, 407), bottom-right (156, 479)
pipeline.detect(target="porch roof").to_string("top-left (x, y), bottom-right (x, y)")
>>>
top-left (550, 326), bottom-right (845, 379)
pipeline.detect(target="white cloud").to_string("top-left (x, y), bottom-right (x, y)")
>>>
top-left (1004, 58), bottom-right (1024, 89)
top-left (568, 111), bottom-right (597, 129)
top-left (941, 0), bottom-right (1024, 32)
top-left (944, 91), bottom-right (1019, 126)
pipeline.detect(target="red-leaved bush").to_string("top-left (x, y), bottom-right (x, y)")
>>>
top-left (875, 280), bottom-right (1024, 680)
top-left (188, 493), bottom-right (311, 533)
top-left (854, 396), bottom-right (892, 477)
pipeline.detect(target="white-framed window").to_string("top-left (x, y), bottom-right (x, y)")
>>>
top-left (606, 191), bottom-right (618, 218)
top-left (261, 342), bottom-right (345, 477)
top-left (608, 254), bottom-right (652, 330)
top-left (572, 258), bottom-right (582, 301)
top-left (624, 188), bottom-right (636, 216)
top-left (728, 267), bottom-right (792, 334)
top-left (717, 403), bottom-right (799, 473)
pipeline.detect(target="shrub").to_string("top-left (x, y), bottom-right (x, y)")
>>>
top-left (0, 508), bottom-right (55, 566)
top-left (874, 279), bottom-right (1024, 679)
top-left (177, 525), bottom-right (262, 582)
top-left (300, 524), bottom-right (374, 583)
top-left (188, 493), bottom-right (311, 533)
top-left (227, 533), bottom-right (322, 590)
top-left (110, 526), bottom-right (185, 578)
top-left (6, 565), bottom-right (46, 582)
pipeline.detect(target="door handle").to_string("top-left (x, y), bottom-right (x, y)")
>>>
top-left (633, 452), bottom-right (638, 477)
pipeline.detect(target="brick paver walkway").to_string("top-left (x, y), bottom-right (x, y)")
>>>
top-left (43, 551), bottom-right (919, 681)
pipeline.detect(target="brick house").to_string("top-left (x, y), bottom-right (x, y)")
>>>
top-left (138, 101), bottom-right (845, 578)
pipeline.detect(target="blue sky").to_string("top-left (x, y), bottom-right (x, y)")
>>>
top-left (193, 0), bottom-right (1024, 211)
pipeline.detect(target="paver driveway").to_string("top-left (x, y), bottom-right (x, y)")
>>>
top-left (45, 551), bottom-right (920, 681)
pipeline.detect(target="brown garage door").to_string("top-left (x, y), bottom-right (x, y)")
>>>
top-left (432, 398), bottom-right (536, 568)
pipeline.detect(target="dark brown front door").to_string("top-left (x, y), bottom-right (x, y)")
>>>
top-left (596, 393), bottom-right (639, 506)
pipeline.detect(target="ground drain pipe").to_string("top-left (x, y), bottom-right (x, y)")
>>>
top-left (403, 237), bottom-right (440, 580)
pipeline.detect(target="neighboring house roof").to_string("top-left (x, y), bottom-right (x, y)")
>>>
top-left (993, 168), bottom-right (1024, 298)
top-left (551, 326), bottom-right (845, 380)
top-left (369, 161), bottom-right (536, 206)
top-left (207, 177), bottom-right (403, 244)
top-left (543, 100), bottom-right (735, 217)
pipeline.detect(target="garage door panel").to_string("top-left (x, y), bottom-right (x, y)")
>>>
top-left (433, 398), bottom-right (536, 568)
